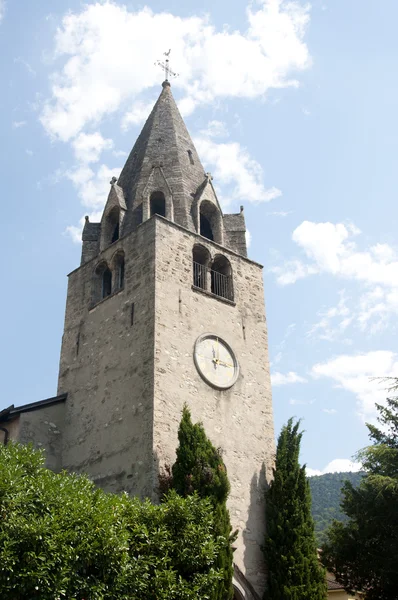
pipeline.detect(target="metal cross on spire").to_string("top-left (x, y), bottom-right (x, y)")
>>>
top-left (155, 49), bottom-right (179, 83)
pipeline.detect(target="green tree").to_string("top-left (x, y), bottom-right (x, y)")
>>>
top-left (264, 419), bottom-right (326, 600)
top-left (0, 442), bottom-right (223, 600)
top-left (172, 405), bottom-right (235, 600)
top-left (322, 380), bottom-right (398, 599)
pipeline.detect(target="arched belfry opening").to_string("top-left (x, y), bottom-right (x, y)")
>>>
top-left (199, 200), bottom-right (222, 243)
top-left (200, 213), bottom-right (213, 240)
top-left (192, 244), bottom-right (211, 290)
top-left (93, 261), bottom-right (112, 304)
top-left (113, 251), bottom-right (125, 291)
top-left (150, 191), bottom-right (166, 217)
top-left (102, 268), bottom-right (112, 298)
top-left (104, 207), bottom-right (120, 247)
top-left (211, 254), bottom-right (233, 301)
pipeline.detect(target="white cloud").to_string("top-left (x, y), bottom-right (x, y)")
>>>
top-left (272, 220), bottom-right (398, 332)
top-left (312, 351), bottom-right (398, 421)
top-left (271, 371), bottom-right (307, 386)
top-left (271, 258), bottom-right (318, 285)
top-left (62, 162), bottom-right (121, 243)
top-left (40, 1), bottom-right (311, 141)
top-left (200, 120), bottom-right (229, 139)
top-left (323, 408), bottom-right (337, 415)
top-left (12, 121), bottom-right (27, 128)
top-left (307, 290), bottom-right (353, 343)
top-left (0, 0), bottom-right (5, 23)
top-left (245, 229), bottom-right (252, 248)
top-left (121, 101), bottom-right (154, 130)
top-left (25, 149), bottom-right (33, 156)
top-left (112, 149), bottom-right (127, 158)
top-left (195, 136), bottom-right (282, 207)
top-left (72, 132), bottom-right (114, 164)
top-left (273, 221), bottom-right (398, 286)
top-left (65, 163), bottom-right (120, 212)
top-left (307, 459), bottom-right (362, 477)
top-left (65, 224), bottom-right (83, 245)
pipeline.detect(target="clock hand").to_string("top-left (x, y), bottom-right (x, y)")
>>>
top-left (217, 360), bottom-right (234, 368)
top-left (197, 353), bottom-right (213, 361)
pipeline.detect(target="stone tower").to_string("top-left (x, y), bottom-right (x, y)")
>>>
top-left (57, 81), bottom-right (274, 599)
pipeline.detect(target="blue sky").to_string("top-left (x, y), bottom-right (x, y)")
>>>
top-left (1, 0), bottom-right (397, 475)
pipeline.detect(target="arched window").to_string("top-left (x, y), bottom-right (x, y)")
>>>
top-left (150, 191), bottom-right (166, 217)
top-left (102, 268), bottom-right (112, 298)
top-left (200, 213), bottom-right (213, 240)
top-left (192, 244), bottom-right (211, 290)
top-left (113, 251), bottom-right (125, 291)
top-left (211, 255), bottom-right (233, 301)
top-left (104, 207), bottom-right (120, 247)
top-left (199, 200), bottom-right (221, 243)
top-left (93, 261), bottom-right (112, 304)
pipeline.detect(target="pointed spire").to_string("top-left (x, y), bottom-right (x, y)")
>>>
top-left (118, 83), bottom-right (207, 233)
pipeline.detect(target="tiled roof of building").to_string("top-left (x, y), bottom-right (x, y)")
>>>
top-left (327, 575), bottom-right (345, 590)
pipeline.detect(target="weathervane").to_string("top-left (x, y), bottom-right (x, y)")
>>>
top-left (155, 49), bottom-right (179, 82)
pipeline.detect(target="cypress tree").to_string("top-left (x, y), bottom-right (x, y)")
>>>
top-left (172, 404), bottom-right (236, 600)
top-left (264, 418), bottom-right (326, 599)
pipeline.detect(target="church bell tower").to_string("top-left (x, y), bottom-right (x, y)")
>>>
top-left (57, 80), bottom-right (274, 598)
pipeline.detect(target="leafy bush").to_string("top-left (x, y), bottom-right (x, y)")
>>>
top-left (0, 442), bottom-right (222, 600)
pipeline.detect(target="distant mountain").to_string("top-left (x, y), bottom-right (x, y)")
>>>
top-left (308, 471), bottom-right (364, 546)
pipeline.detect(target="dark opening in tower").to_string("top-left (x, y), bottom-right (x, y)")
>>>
top-left (150, 191), bottom-right (166, 217)
top-left (192, 244), bottom-right (210, 290)
top-left (211, 255), bottom-right (233, 301)
top-left (113, 251), bottom-right (125, 291)
top-left (102, 268), bottom-right (112, 298)
top-left (200, 214), bottom-right (213, 241)
top-left (105, 207), bottom-right (120, 246)
top-left (199, 200), bottom-right (221, 243)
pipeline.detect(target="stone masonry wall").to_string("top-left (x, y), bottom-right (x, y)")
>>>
top-left (58, 219), bottom-right (157, 497)
top-left (152, 217), bottom-right (275, 597)
top-left (18, 404), bottom-right (66, 472)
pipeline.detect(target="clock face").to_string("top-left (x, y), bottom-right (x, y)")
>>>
top-left (194, 334), bottom-right (239, 390)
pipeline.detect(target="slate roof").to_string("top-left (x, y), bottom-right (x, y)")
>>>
top-left (118, 81), bottom-right (206, 233)
top-left (327, 575), bottom-right (345, 591)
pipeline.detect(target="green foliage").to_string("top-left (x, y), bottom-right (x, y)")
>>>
top-left (264, 419), bottom-right (327, 600)
top-left (322, 383), bottom-right (398, 600)
top-left (0, 442), bottom-right (223, 600)
top-left (172, 405), bottom-right (235, 600)
top-left (308, 472), bottom-right (364, 545)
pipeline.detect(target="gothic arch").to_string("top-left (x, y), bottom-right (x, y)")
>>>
top-left (150, 191), bottom-right (166, 217)
top-left (141, 166), bottom-right (174, 222)
top-left (102, 206), bottom-right (120, 248)
top-left (199, 200), bottom-right (223, 244)
top-left (192, 244), bottom-right (211, 290)
top-left (211, 254), bottom-right (234, 301)
top-left (111, 250), bottom-right (125, 291)
top-left (92, 261), bottom-right (112, 304)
